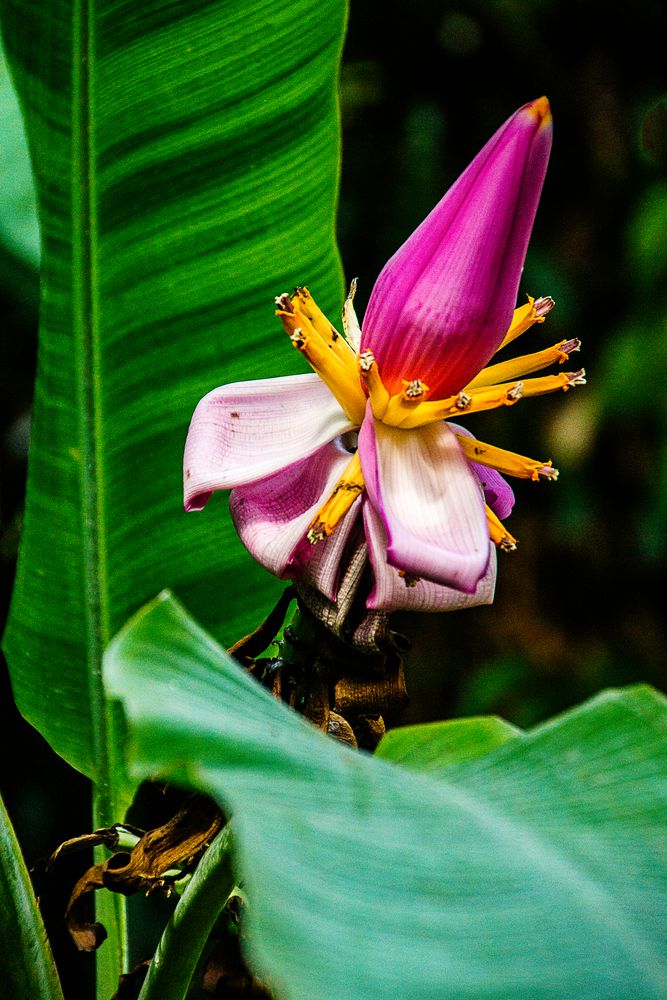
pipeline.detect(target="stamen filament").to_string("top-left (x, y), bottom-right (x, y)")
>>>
top-left (466, 339), bottom-right (581, 389)
top-left (358, 351), bottom-right (390, 419)
top-left (454, 433), bottom-right (559, 481)
top-left (496, 295), bottom-right (555, 351)
top-left (307, 450), bottom-right (365, 543)
top-left (517, 369), bottom-right (587, 398)
top-left (397, 368), bottom-right (585, 430)
top-left (292, 286), bottom-right (358, 367)
top-left (485, 505), bottom-right (518, 551)
top-left (277, 305), bottom-right (366, 424)
top-left (395, 381), bottom-right (524, 429)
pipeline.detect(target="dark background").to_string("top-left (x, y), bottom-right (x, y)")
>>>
top-left (1, 1), bottom-right (665, 996)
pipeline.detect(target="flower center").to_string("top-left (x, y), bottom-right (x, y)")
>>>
top-left (275, 286), bottom-right (583, 552)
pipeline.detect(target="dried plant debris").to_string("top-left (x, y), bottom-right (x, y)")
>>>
top-left (50, 793), bottom-right (223, 951)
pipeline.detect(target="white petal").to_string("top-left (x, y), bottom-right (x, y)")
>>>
top-left (184, 373), bottom-right (353, 510)
top-left (363, 501), bottom-right (496, 611)
top-left (358, 407), bottom-right (490, 592)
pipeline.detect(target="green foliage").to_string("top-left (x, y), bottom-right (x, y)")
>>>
top-left (0, 0), bottom-right (348, 789)
top-left (0, 44), bottom-right (39, 266)
top-left (105, 592), bottom-right (667, 1000)
top-left (376, 714), bottom-right (523, 770)
top-left (0, 792), bottom-right (65, 1000)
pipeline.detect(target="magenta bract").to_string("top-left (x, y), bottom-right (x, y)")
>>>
top-left (362, 98), bottom-right (552, 400)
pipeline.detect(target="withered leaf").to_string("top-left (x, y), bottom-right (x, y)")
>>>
top-left (64, 793), bottom-right (223, 951)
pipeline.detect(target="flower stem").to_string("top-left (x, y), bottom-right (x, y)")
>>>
top-left (137, 824), bottom-right (234, 1000)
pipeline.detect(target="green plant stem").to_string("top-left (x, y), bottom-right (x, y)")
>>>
top-left (0, 795), bottom-right (66, 1000)
top-left (137, 824), bottom-right (234, 1000)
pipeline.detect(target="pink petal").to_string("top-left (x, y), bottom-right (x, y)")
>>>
top-left (363, 500), bottom-right (496, 611)
top-left (229, 440), bottom-right (360, 581)
top-left (449, 423), bottom-right (515, 520)
top-left (362, 98), bottom-right (552, 398)
top-left (357, 404), bottom-right (491, 593)
top-left (184, 374), bottom-right (353, 511)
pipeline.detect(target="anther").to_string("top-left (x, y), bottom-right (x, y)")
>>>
top-left (358, 350), bottom-right (376, 372)
top-left (402, 379), bottom-right (428, 400)
top-left (275, 292), bottom-right (293, 311)
top-left (455, 391), bottom-right (472, 410)
top-left (560, 338), bottom-right (581, 356)
top-left (506, 382), bottom-right (524, 402)
top-left (533, 296), bottom-right (555, 319)
top-left (566, 368), bottom-right (587, 387)
top-left (499, 536), bottom-right (518, 553)
top-left (537, 465), bottom-right (559, 481)
top-left (307, 524), bottom-right (327, 545)
top-left (290, 328), bottom-right (306, 349)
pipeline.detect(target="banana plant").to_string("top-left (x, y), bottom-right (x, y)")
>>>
top-left (2, 2), bottom-right (666, 999)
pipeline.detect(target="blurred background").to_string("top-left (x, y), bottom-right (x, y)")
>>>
top-left (1, 0), bottom-right (665, 996)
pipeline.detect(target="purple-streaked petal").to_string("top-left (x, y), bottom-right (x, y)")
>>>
top-left (229, 440), bottom-right (360, 581)
top-left (362, 98), bottom-right (552, 399)
top-left (363, 500), bottom-right (496, 611)
top-left (449, 422), bottom-right (515, 520)
top-left (184, 373), bottom-right (353, 511)
top-left (358, 404), bottom-right (491, 592)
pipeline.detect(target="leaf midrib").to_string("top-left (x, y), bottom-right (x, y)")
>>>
top-left (72, 0), bottom-right (113, 820)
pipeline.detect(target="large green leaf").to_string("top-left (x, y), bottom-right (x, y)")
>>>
top-left (0, 792), bottom-right (65, 1000)
top-left (0, 41), bottom-right (39, 265)
top-left (1, 0), bottom-right (347, 790)
top-left (375, 715), bottom-right (524, 771)
top-left (105, 592), bottom-right (667, 1000)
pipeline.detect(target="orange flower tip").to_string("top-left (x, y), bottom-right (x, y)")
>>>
top-left (402, 379), bottom-right (429, 400)
top-left (526, 95), bottom-right (552, 126)
top-left (455, 391), bottom-right (472, 410)
top-left (398, 569), bottom-right (420, 588)
top-left (534, 295), bottom-right (555, 319)
top-left (290, 328), bottom-right (306, 349)
top-left (566, 368), bottom-right (587, 388)
top-left (358, 350), bottom-right (376, 373)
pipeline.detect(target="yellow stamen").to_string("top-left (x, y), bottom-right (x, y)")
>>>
top-left (376, 379), bottom-right (430, 425)
top-left (307, 450), bottom-right (364, 543)
top-left (277, 298), bottom-right (366, 424)
top-left (392, 369), bottom-right (585, 429)
top-left (292, 286), bottom-right (357, 366)
top-left (466, 340), bottom-right (577, 389)
top-left (485, 505), bottom-right (518, 551)
top-left (518, 369), bottom-right (586, 398)
top-left (358, 350), bottom-right (390, 420)
top-left (394, 380), bottom-right (524, 430)
top-left (496, 294), bottom-right (555, 351)
top-left (454, 433), bottom-right (558, 481)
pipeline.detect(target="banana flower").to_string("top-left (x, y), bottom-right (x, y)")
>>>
top-left (184, 97), bottom-right (584, 613)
